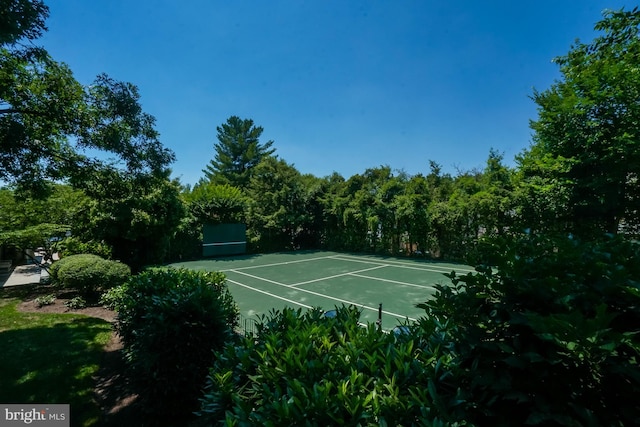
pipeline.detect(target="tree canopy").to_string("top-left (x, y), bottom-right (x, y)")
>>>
top-left (0, 0), bottom-right (48, 45)
top-left (521, 7), bottom-right (640, 237)
top-left (0, 0), bottom-right (182, 270)
top-left (0, 0), bottom-right (174, 196)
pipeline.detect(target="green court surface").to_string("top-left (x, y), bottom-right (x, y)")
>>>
top-left (170, 251), bottom-right (475, 331)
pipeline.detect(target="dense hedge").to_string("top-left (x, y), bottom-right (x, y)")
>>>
top-left (49, 254), bottom-right (130, 295)
top-left (197, 306), bottom-right (457, 425)
top-left (418, 233), bottom-right (640, 426)
top-left (102, 268), bottom-right (239, 420)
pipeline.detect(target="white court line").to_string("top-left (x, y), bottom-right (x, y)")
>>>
top-left (350, 273), bottom-right (438, 290)
top-left (220, 255), bottom-right (335, 272)
top-left (229, 269), bottom-right (417, 322)
top-left (227, 278), bottom-right (313, 309)
top-left (229, 278), bottom-right (382, 330)
top-left (290, 265), bottom-right (388, 287)
top-left (331, 255), bottom-right (476, 274)
top-left (334, 254), bottom-right (476, 273)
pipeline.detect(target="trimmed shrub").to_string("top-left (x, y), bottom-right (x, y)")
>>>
top-left (104, 268), bottom-right (238, 419)
top-left (197, 306), bottom-right (458, 426)
top-left (50, 254), bottom-right (131, 296)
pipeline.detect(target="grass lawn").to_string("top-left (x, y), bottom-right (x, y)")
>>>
top-left (0, 297), bottom-right (113, 427)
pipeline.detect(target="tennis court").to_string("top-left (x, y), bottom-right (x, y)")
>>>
top-left (170, 251), bottom-right (474, 331)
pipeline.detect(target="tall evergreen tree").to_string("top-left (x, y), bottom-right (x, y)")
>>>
top-left (203, 116), bottom-right (275, 188)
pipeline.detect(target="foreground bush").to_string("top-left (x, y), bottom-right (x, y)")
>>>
top-left (50, 254), bottom-right (130, 296)
top-left (420, 234), bottom-right (640, 426)
top-left (104, 268), bottom-right (238, 419)
top-left (197, 306), bottom-right (461, 426)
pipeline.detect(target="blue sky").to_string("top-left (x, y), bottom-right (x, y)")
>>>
top-left (39, 0), bottom-right (636, 185)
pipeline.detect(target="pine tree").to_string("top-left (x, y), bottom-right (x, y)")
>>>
top-left (203, 116), bottom-right (276, 188)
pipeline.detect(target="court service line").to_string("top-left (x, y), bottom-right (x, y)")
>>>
top-left (229, 277), bottom-right (384, 330)
top-left (334, 254), bottom-right (477, 273)
top-left (227, 278), bottom-right (313, 309)
top-left (229, 269), bottom-right (417, 322)
top-left (331, 255), bottom-right (476, 274)
top-left (290, 265), bottom-right (388, 287)
top-left (220, 255), bottom-right (335, 272)
top-left (349, 273), bottom-right (438, 290)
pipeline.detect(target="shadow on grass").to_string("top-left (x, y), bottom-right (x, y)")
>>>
top-left (0, 282), bottom-right (49, 299)
top-left (92, 342), bottom-right (146, 427)
top-left (94, 344), bottom-right (198, 427)
top-left (0, 314), bottom-right (111, 427)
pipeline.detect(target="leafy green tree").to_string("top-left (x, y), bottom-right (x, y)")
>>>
top-left (0, 0), bottom-right (174, 195)
top-left (0, 184), bottom-right (87, 231)
top-left (395, 174), bottom-right (432, 255)
top-left (335, 166), bottom-right (404, 254)
top-left (474, 150), bottom-right (515, 237)
top-left (424, 162), bottom-right (458, 259)
top-left (0, 0), bottom-right (184, 269)
top-left (514, 147), bottom-right (572, 235)
top-left (0, 0), bottom-right (48, 46)
top-left (246, 156), bottom-right (306, 251)
top-left (203, 116), bottom-right (275, 188)
top-left (0, 223), bottom-right (69, 265)
top-left (522, 7), bottom-right (640, 237)
top-left (79, 171), bottom-right (185, 271)
top-left (185, 181), bottom-right (247, 224)
top-left (166, 212), bottom-right (202, 262)
top-left (327, 172), bottom-right (369, 251)
top-left (0, 184), bottom-right (87, 262)
top-left (294, 173), bottom-right (327, 248)
top-left (316, 172), bottom-right (353, 250)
